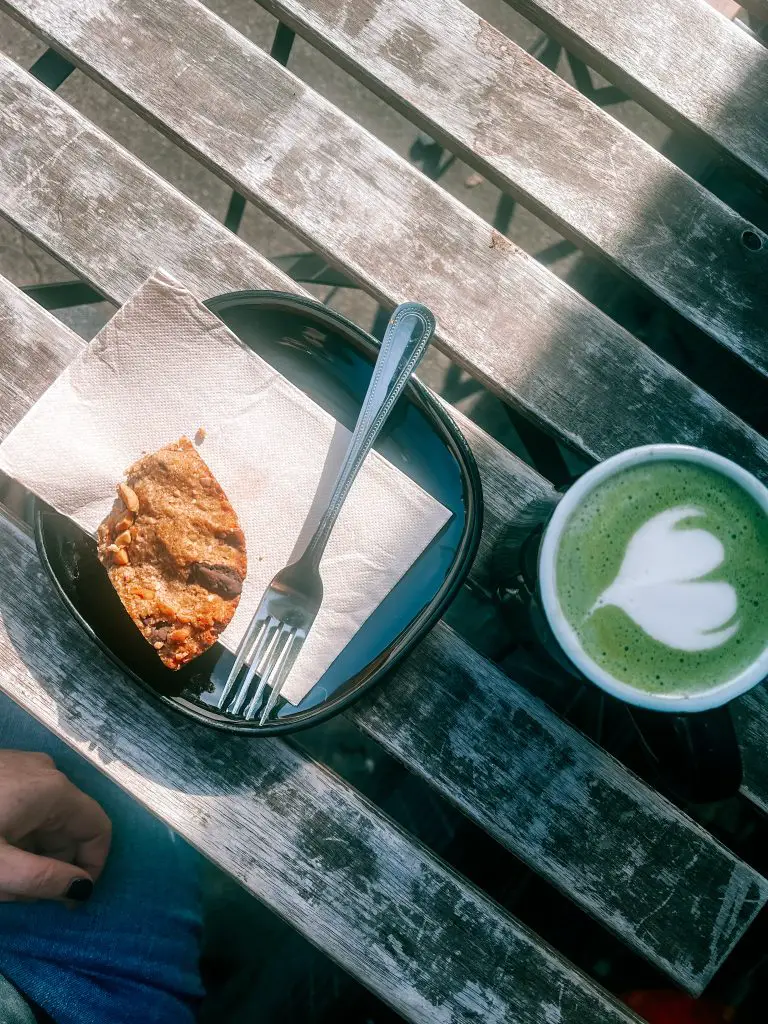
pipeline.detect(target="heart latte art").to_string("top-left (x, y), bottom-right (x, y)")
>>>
top-left (554, 460), bottom-right (768, 695)
top-left (591, 506), bottom-right (738, 652)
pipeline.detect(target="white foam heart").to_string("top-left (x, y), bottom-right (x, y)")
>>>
top-left (591, 506), bottom-right (739, 652)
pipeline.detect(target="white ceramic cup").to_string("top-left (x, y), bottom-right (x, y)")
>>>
top-left (538, 444), bottom-right (768, 713)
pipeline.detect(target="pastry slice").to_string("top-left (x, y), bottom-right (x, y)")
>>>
top-left (97, 437), bottom-right (247, 669)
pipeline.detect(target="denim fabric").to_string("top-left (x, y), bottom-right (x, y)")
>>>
top-left (0, 694), bottom-right (203, 1024)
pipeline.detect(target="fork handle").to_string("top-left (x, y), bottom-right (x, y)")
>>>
top-left (300, 302), bottom-right (436, 572)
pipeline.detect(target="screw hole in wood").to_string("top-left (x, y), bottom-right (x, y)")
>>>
top-left (741, 229), bottom-right (763, 252)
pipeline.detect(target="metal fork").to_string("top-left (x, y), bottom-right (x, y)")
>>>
top-left (216, 301), bottom-right (437, 724)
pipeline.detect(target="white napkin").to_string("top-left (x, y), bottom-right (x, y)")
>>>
top-left (0, 270), bottom-right (451, 705)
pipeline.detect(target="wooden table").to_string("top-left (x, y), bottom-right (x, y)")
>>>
top-left (0, 0), bottom-right (767, 1019)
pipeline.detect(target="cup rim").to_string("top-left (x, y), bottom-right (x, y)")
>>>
top-left (538, 444), bottom-right (768, 712)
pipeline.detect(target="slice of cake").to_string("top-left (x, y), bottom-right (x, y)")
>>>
top-left (97, 437), bottom-right (247, 669)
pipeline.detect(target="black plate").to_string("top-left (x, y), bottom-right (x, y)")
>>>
top-left (35, 291), bottom-right (483, 735)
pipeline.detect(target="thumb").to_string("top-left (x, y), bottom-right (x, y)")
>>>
top-left (0, 842), bottom-right (94, 902)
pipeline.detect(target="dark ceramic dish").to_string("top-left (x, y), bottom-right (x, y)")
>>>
top-left (35, 291), bottom-right (483, 735)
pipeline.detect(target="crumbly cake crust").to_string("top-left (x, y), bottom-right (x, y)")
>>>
top-left (97, 437), bottom-right (246, 669)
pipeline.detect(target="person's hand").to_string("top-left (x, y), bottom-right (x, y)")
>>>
top-left (0, 750), bottom-right (111, 903)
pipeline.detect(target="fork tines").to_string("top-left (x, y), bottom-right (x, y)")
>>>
top-left (217, 615), bottom-right (300, 724)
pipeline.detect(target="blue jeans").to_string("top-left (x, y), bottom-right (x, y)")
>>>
top-left (0, 693), bottom-right (203, 1023)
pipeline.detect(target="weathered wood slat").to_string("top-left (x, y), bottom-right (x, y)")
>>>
top-left (349, 625), bottom-right (768, 994)
top-left (735, 686), bottom-right (768, 815)
top-left (500, 0), bottom-right (768, 183)
top-left (0, 65), bottom-right (294, 302)
top-left (2, 272), bottom-right (767, 993)
top-left (0, 280), bottom-right (83, 437)
top-left (1, 21), bottom-right (767, 473)
top-left (254, 0), bottom-right (768, 375)
top-left (0, 516), bottom-right (646, 1024)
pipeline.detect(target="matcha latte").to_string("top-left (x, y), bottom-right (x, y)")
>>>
top-left (538, 447), bottom-right (768, 710)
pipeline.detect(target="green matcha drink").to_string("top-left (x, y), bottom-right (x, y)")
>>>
top-left (547, 453), bottom-right (768, 700)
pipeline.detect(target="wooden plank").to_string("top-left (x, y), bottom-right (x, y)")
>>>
top-left (2, 278), bottom-right (767, 993)
top-left (0, 26), bottom-right (767, 472)
top-left (498, 0), bottom-right (768, 183)
top-left (0, 517), bottom-right (644, 1024)
top-left (253, 0), bottom-right (768, 378)
top-left (0, 280), bottom-right (83, 437)
top-left (0, 68), bottom-right (294, 303)
top-left (349, 625), bottom-right (768, 994)
top-left (735, 686), bottom-right (768, 815)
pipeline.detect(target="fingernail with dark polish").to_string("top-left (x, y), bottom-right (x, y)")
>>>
top-left (65, 878), bottom-right (93, 902)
